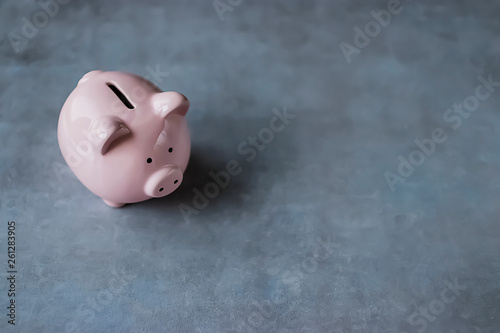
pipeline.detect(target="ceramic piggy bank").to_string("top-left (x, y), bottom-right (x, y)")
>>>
top-left (57, 70), bottom-right (190, 207)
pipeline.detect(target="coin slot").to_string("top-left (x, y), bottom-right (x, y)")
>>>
top-left (106, 83), bottom-right (134, 109)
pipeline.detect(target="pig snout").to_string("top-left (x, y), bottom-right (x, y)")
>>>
top-left (144, 166), bottom-right (183, 198)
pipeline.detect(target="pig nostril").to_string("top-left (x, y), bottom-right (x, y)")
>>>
top-left (159, 187), bottom-right (164, 192)
top-left (174, 180), bottom-right (178, 184)
top-left (168, 147), bottom-right (173, 153)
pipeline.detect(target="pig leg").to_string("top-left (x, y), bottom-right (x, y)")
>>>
top-left (103, 199), bottom-right (125, 208)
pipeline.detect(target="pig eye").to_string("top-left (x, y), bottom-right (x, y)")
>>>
top-left (168, 147), bottom-right (173, 153)
top-left (147, 158), bottom-right (152, 164)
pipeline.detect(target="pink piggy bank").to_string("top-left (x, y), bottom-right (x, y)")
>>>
top-left (57, 70), bottom-right (190, 207)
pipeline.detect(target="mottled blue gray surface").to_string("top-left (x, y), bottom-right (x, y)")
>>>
top-left (1, 0), bottom-right (500, 332)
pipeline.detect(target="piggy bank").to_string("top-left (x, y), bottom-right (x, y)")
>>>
top-left (57, 70), bottom-right (190, 207)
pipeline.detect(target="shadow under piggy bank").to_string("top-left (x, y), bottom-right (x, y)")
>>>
top-left (126, 110), bottom-right (300, 221)
top-left (131, 146), bottom-right (247, 214)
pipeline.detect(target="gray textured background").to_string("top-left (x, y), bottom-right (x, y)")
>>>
top-left (1, 0), bottom-right (500, 332)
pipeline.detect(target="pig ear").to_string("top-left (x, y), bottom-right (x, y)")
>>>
top-left (152, 92), bottom-right (190, 118)
top-left (88, 116), bottom-right (131, 155)
top-left (78, 70), bottom-right (103, 85)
